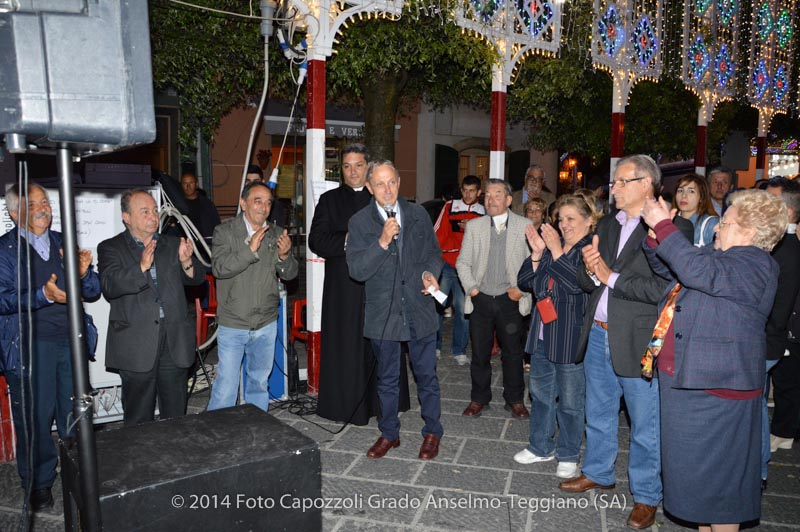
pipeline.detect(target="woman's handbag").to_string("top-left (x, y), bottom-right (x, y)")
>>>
top-left (535, 278), bottom-right (558, 324)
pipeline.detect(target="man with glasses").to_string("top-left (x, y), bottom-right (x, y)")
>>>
top-left (560, 155), bottom-right (692, 530)
top-left (513, 165), bottom-right (556, 216)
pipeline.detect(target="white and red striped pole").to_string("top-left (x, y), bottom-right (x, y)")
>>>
top-left (609, 74), bottom-right (628, 185)
top-left (489, 64), bottom-right (507, 181)
top-left (304, 56), bottom-right (327, 394)
top-left (695, 102), bottom-right (710, 176)
top-left (755, 108), bottom-right (770, 181)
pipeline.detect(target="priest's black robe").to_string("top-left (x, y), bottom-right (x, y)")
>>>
top-left (309, 184), bottom-right (410, 424)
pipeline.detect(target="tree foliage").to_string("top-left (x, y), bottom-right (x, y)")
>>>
top-left (327, 1), bottom-right (496, 159)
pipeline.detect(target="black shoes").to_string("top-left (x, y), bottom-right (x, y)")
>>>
top-left (29, 487), bottom-right (54, 512)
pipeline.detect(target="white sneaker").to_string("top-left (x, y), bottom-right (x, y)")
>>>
top-left (513, 449), bottom-right (554, 465)
top-left (436, 349), bottom-right (441, 359)
top-left (770, 435), bottom-right (794, 453)
top-left (556, 462), bottom-right (580, 479)
top-left (454, 354), bottom-right (469, 366)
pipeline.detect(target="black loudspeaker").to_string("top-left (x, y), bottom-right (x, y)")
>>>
top-left (0, 1), bottom-right (155, 153)
top-left (60, 405), bottom-right (321, 531)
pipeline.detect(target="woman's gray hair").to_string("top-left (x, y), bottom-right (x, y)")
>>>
top-left (727, 189), bottom-right (788, 251)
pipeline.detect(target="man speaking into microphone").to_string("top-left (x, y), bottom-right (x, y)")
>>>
top-left (346, 160), bottom-right (445, 460)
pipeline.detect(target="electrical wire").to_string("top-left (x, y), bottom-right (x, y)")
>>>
top-left (166, 0), bottom-right (297, 22)
top-left (238, 39), bottom-right (271, 210)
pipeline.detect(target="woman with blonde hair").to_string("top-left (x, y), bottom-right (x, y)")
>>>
top-left (642, 189), bottom-right (787, 531)
top-left (672, 173), bottom-right (719, 246)
top-left (514, 194), bottom-right (599, 479)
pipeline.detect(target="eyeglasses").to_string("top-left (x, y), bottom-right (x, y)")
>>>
top-left (718, 219), bottom-right (738, 229)
top-left (611, 177), bottom-right (646, 188)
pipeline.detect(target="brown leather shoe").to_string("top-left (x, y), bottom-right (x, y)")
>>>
top-left (626, 503), bottom-right (657, 529)
top-left (462, 401), bottom-right (485, 417)
top-left (558, 474), bottom-right (615, 493)
top-left (504, 402), bottom-right (530, 418)
top-left (367, 436), bottom-right (400, 459)
top-left (419, 434), bottom-right (440, 460)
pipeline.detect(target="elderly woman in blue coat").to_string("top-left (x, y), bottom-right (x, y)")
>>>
top-left (513, 195), bottom-right (599, 479)
top-left (641, 189), bottom-right (787, 532)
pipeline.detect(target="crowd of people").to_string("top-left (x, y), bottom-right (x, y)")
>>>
top-left (309, 150), bottom-right (800, 532)
top-left (1, 148), bottom-right (798, 532)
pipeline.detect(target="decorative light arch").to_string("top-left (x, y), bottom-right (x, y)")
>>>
top-left (747, 0), bottom-right (796, 180)
top-left (288, 0), bottom-right (405, 393)
top-left (455, 0), bottom-right (563, 180)
top-left (680, 0), bottom-right (741, 175)
top-left (591, 0), bottom-right (663, 177)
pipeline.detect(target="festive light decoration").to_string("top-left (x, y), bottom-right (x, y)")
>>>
top-left (756, 1), bottom-right (774, 41)
top-left (592, 0), bottom-right (664, 112)
top-left (753, 59), bottom-right (770, 98)
top-left (714, 44), bottom-right (734, 87)
top-left (718, 0), bottom-right (737, 24)
top-left (775, 9), bottom-right (793, 48)
top-left (631, 15), bottom-right (658, 66)
top-left (525, 0), bottom-right (554, 37)
top-left (598, 4), bottom-right (625, 57)
top-left (773, 64), bottom-right (788, 103)
top-left (747, 0), bottom-right (796, 114)
top-left (471, 0), bottom-right (501, 23)
top-left (695, 0), bottom-right (712, 15)
top-left (456, 0), bottom-right (563, 86)
top-left (688, 35), bottom-right (710, 81)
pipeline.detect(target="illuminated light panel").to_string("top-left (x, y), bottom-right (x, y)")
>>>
top-left (715, 44), bottom-right (734, 88)
top-left (471, 0), bottom-right (501, 23)
top-left (598, 4), bottom-right (625, 58)
top-left (695, 0), bottom-right (712, 16)
top-left (772, 65), bottom-right (788, 103)
top-left (718, 0), bottom-right (738, 25)
top-left (775, 9), bottom-right (793, 48)
top-left (525, 0), bottom-right (554, 36)
top-left (688, 35), bottom-right (709, 81)
top-left (631, 14), bottom-right (658, 66)
top-left (756, 1), bottom-right (774, 41)
top-left (752, 59), bottom-right (769, 98)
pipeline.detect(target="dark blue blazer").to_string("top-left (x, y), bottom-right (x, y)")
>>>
top-left (346, 197), bottom-right (443, 341)
top-left (0, 228), bottom-right (101, 373)
top-left (517, 234), bottom-right (591, 363)
top-left (646, 227), bottom-right (779, 390)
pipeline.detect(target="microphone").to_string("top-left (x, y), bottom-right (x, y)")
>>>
top-left (384, 204), bottom-right (399, 240)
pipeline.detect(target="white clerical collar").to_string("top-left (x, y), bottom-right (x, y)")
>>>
top-left (351, 186), bottom-right (365, 192)
top-left (788, 223), bottom-right (797, 235)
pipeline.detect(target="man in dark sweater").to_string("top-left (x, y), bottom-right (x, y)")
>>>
top-left (180, 171), bottom-right (221, 243)
top-left (0, 183), bottom-right (100, 512)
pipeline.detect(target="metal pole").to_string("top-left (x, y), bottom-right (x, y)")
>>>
top-left (56, 144), bottom-right (102, 531)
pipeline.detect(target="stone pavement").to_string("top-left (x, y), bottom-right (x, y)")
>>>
top-left (1, 329), bottom-right (799, 531)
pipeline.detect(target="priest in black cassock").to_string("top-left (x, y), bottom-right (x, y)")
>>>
top-left (309, 143), bottom-right (410, 425)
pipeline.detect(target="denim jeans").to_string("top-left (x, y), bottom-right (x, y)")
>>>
top-left (7, 339), bottom-right (73, 490)
top-left (372, 327), bottom-right (443, 441)
top-left (762, 358), bottom-right (780, 480)
top-left (208, 322), bottom-right (277, 413)
top-left (582, 324), bottom-right (662, 506)
top-left (436, 263), bottom-right (469, 356)
top-left (527, 343), bottom-right (585, 463)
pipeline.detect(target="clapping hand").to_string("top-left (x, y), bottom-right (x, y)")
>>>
top-left (540, 223), bottom-right (562, 255)
top-left (641, 197), bottom-right (676, 230)
top-left (526, 225), bottom-right (546, 256)
top-left (582, 235), bottom-right (612, 284)
top-left (277, 229), bottom-right (292, 260)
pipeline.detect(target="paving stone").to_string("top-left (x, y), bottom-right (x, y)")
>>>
top-left (321, 477), bottom-right (429, 526)
top-left (415, 462), bottom-right (509, 493)
top-left (347, 456), bottom-right (422, 484)
top-left (415, 488), bottom-right (527, 532)
top-left (322, 449), bottom-right (361, 476)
